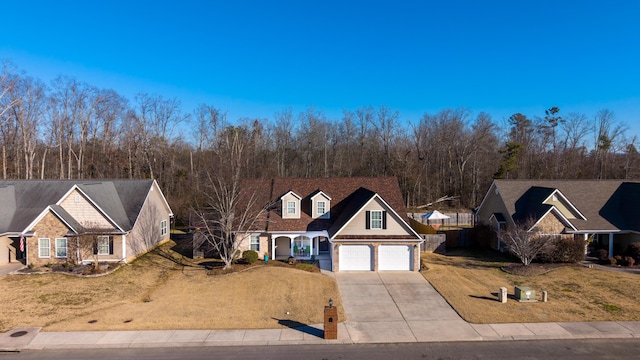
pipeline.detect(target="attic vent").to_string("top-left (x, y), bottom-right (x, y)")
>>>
top-left (74, 195), bottom-right (81, 203)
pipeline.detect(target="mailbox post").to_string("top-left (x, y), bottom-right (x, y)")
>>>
top-left (324, 298), bottom-right (338, 340)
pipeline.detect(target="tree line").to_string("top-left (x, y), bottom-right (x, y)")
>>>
top-left (1, 60), bottom-right (638, 222)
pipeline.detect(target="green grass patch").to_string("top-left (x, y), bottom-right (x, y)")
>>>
top-left (603, 304), bottom-right (621, 312)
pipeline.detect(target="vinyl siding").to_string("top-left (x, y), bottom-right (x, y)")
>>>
top-left (59, 189), bottom-right (113, 229)
top-left (339, 198), bottom-right (411, 236)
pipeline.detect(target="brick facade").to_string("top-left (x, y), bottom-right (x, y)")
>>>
top-left (28, 212), bottom-right (72, 266)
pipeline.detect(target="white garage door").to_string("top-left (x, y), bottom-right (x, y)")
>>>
top-left (339, 245), bottom-right (373, 271)
top-left (379, 245), bottom-right (412, 271)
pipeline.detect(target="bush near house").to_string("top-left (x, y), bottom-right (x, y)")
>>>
top-left (242, 250), bottom-right (259, 264)
top-left (538, 237), bottom-right (586, 263)
top-left (626, 243), bottom-right (640, 263)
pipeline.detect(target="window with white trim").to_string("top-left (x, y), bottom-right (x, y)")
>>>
top-left (97, 236), bottom-right (110, 255)
top-left (161, 219), bottom-right (168, 236)
top-left (317, 201), bottom-right (325, 216)
top-left (250, 235), bottom-right (260, 251)
top-left (38, 238), bottom-right (50, 258)
top-left (370, 210), bottom-right (383, 230)
top-left (287, 201), bottom-right (296, 215)
top-left (55, 238), bottom-right (67, 258)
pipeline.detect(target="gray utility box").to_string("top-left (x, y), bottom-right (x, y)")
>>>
top-left (514, 286), bottom-right (536, 302)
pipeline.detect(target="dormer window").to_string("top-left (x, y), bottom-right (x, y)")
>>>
top-left (287, 201), bottom-right (296, 215)
top-left (281, 191), bottom-right (301, 219)
top-left (311, 190), bottom-right (331, 219)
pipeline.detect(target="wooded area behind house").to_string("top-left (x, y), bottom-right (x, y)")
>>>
top-left (1, 60), bottom-right (639, 221)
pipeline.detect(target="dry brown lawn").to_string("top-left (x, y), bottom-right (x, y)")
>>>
top-left (0, 242), bottom-right (343, 332)
top-left (422, 250), bottom-right (640, 324)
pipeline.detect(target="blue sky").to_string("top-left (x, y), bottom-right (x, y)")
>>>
top-left (2, 1), bottom-right (639, 137)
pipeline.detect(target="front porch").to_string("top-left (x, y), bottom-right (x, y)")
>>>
top-left (270, 231), bottom-right (331, 260)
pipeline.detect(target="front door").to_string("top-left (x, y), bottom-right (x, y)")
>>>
top-left (318, 237), bottom-right (329, 253)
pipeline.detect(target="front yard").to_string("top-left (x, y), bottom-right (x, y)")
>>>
top-left (422, 250), bottom-right (640, 323)
top-left (0, 241), bottom-right (344, 332)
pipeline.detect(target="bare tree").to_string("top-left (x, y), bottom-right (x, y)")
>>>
top-left (194, 126), bottom-right (267, 269)
top-left (69, 224), bottom-right (116, 270)
top-left (500, 219), bottom-right (555, 266)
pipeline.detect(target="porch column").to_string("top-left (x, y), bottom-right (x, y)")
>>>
top-left (122, 234), bottom-right (127, 261)
top-left (584, 234), bottom-right (589, 255)
top-left (609, 233), bottom-right (614, 257)
top-left (310, 236), bottom-right (314, 257)
top-left (290, 237), bottom-right (294, 257)
top-left (271, 236), bottom-right (275, 260)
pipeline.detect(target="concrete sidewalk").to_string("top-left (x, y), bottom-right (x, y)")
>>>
top-left (1, 321), bottom-right (639, 351)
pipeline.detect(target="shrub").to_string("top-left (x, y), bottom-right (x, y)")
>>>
top-left (242, 250), bottom-right (259, 264)
top-left (626, 243), bottom-right (640, 263)
top-left (287, 256), bottom-right (296, 265)
top-left (539, 237), bottom-right (586, 263)
top-left (625, 256), bottom-right (635, 267)
top-left (614, 255), bottom-right (626, 266)
top-left (608, 257), bottom-right (617, 266)
top-left (597, 249), bottom-right (609, 261)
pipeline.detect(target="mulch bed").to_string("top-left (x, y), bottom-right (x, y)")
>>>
top-left (501, 263), bottom-right (568, 276)
top-left (17, 262), bottom-right (121, 276)
top-left (200, 259), bottom-right (320, 276)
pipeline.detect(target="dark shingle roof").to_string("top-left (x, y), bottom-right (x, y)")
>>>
top-left (493, 179), bottom-right (640, 232)
top-left (0, 179), bottom-right (155, 234)
top-left (242, 177), bottom-right (410, 234)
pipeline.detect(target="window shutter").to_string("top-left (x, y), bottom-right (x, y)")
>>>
top-left (365, 211), bottom-right (370, 229)
top-left (382, 211), bottom-right (387, 229)
top-left (93, 241), bottom-right (98, 255)
top-left (109, 237), bottom-right (114, 255)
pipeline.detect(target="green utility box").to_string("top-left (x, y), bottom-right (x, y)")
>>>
top-left (514, 286), bottom-right (536, 302)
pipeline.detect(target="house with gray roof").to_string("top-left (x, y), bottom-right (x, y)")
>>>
top-left (0, 179), bottom-right (173, 267)
top-left (476, 179), bottom-right (640, 257)
top-left (231, 177), bottom-right (423, 272)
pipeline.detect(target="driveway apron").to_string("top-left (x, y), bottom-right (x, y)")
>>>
top-left (335, 271), bottom-right (481, 343)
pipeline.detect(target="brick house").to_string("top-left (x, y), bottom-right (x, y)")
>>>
top-left (476, 179), bottom-right (640, 257)
top-left (0, 180), bottom-right (173, 267)
top-left (233, 177), bottom-right (423, 272)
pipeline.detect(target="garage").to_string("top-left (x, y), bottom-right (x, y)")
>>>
top-left (339, 245), bottom-right (373, 271)
top-left (378, 245), bottom-right (412, 271)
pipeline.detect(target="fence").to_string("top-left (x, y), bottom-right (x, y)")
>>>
top-left (421, 234), bottom-right (446, 254)
top-left (408, 212), bottom-right (474, 227)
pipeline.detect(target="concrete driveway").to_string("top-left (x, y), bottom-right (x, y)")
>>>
top-left (335, 271), bottom-right (481, 343)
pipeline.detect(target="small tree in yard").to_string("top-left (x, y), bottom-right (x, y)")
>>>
top-left (69, 224), bottom-right (116, 270)
top-left (193, 126), bottom-right (267, 270)
top-left (500, 219), bottom-right (555, 266)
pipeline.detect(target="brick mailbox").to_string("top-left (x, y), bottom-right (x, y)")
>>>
top-left (324, 299), bottom-right (338, 340)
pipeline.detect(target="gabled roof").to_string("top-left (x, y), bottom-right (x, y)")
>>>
top-left (280, 190), bottom-right (302, 200)
top-left (489, 179), bottom-right (640, 232)
top-left (0, 179), bottom-right (166, 235)
top-left (310, 190), bottom-right (332, 201)
top-left (241, 177), bottom-right (415, 236)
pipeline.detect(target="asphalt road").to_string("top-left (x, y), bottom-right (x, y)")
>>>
top-left (4, 339), bottom-right (639, 360)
